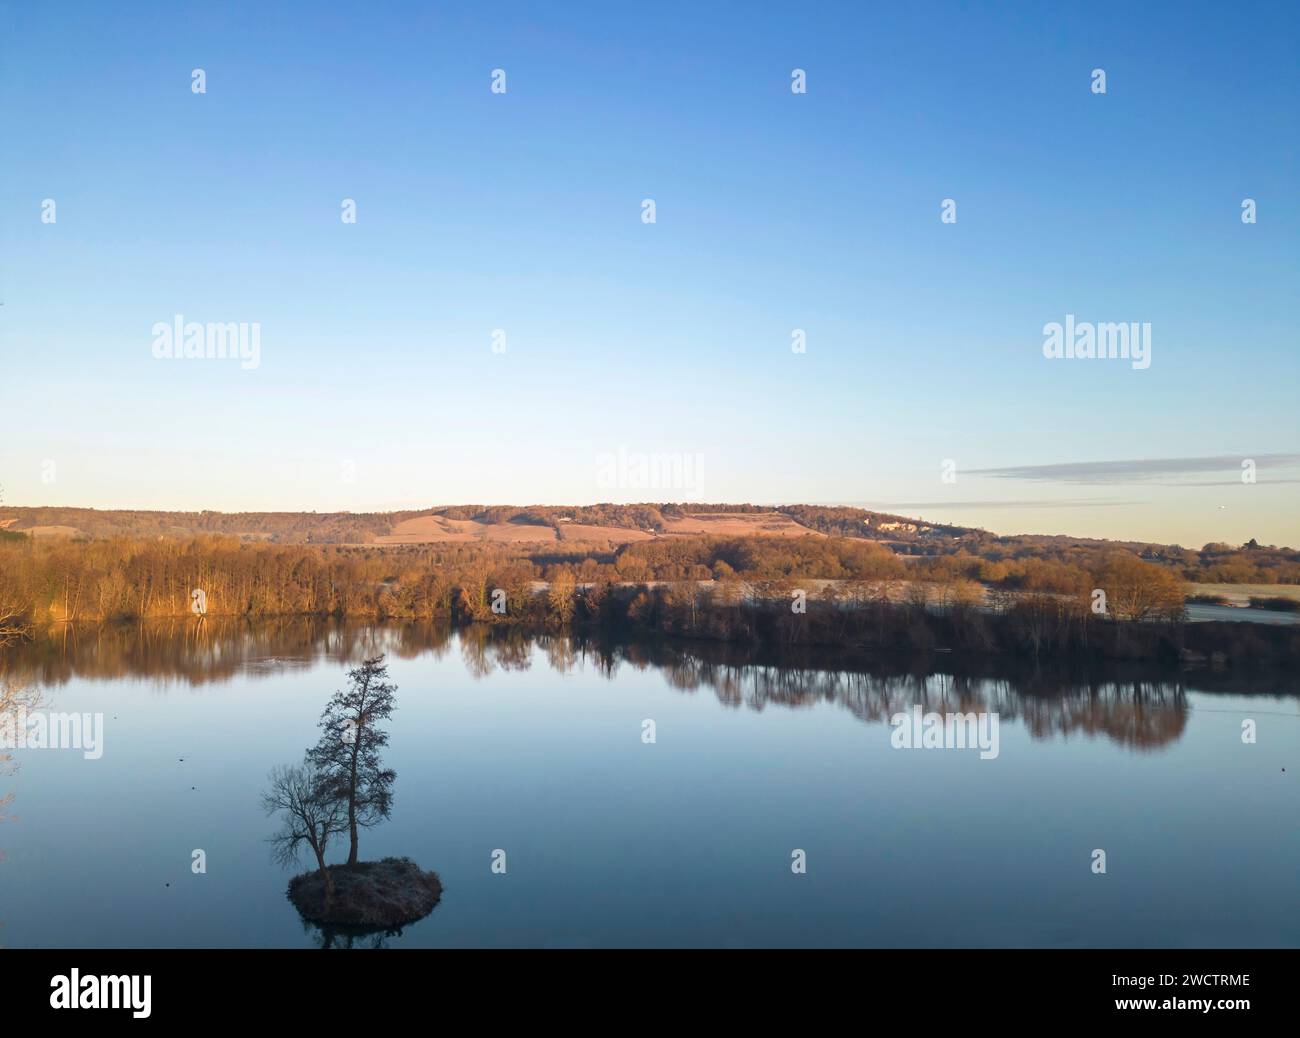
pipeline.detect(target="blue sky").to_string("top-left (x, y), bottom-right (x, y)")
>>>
top-left (2, 1), bottom-right (1297, 547)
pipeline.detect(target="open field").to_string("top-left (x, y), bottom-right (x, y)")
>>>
top-left (659, 512), bottom-right (824, 538)
top-left (0, 506), bottom-right (827, 546)
top-left (360, 511), bottom-right (822, 546)
top-left (374, 515), bottom-right (556, 544)
top-left (22, 525), bottom-right (83, 538)
top-left (1186, 582), bottom-right (1300, 606)
top-left (557, 523), bottom-right (655, 544)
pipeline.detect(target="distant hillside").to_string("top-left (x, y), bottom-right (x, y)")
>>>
top-left (0, 503), bottom-right (972, 548)
top-left (1, 504), bottom-right (1295, 583)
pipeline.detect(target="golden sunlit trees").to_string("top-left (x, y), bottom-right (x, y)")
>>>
top-left (1097, 554), bottom-right (1186, 622)
top-left (0, 579), bottom-right (31, 645)
top-left (547, 569), bottom-right (577, 624)
top-left (0, 532), bottom-right (1198, 637)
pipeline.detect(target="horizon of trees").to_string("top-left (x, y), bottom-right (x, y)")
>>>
top-left (0, 531), bottom-right (1201, 630)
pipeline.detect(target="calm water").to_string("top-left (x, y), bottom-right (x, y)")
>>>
top-left (1, 621), bottom-right (1296, 948)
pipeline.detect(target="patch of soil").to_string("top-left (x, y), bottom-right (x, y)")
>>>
top-left (288, 857), bottom-right (443, 926)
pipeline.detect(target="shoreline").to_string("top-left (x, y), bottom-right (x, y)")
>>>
top-left (5, 594), bottom-right (1299, 672)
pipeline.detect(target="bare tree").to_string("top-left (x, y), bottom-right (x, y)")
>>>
top-left (1, 681), bottom-right (41, 780)
top-left (1099, 554), bottom-right (1186, 622)
top-left (2, 682), bottom-right (44, 866)
top-left (262, 762), bottom-right (349, 901)
top-left (307, 656), bottom-right (396, 868)
top-left (547, 569), bottom-right (577, 624)
top-left (0, 488), bottom-right (31, 646)
top-left (0, 595), bottom-right (29, 646)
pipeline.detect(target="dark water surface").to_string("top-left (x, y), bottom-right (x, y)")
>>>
top-left (1, 621), bottom-right (1296, 948)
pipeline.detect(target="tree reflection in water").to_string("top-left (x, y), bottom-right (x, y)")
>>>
top-left (0, 618), bottom-right (1294, 752)
top-left (298, 915), bottom-right (411, 950)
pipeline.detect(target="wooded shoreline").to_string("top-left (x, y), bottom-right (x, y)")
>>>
top-left (5, 587), bottom-right (1297, 671)
top-left (2, 535), bottom-right (1295, 667)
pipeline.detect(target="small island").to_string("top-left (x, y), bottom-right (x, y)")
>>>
top-left (289, 858), bottom-right (442, 927)
top-left (264, 657), bottom-right (441, 928)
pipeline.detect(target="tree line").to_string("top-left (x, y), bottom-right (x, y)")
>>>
top-left (0, 532), bottom-right (1186, 631)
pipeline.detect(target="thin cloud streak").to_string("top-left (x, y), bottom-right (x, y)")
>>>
top-left (968, 454), bottom-right (1300, 485)
top-left (1155, 478), bottom-right (1300, 487)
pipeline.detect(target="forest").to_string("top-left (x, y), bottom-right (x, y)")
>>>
top-left (0, 530), bottom-right (1180, 622)
top-left (3, 532), bottom-right (1297, 666)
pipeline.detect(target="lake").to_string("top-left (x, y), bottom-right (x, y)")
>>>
top-left (1, 621), bottom-right (1296, 948)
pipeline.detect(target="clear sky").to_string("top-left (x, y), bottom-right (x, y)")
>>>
top-left (2, 1), bottom-right (1297, 548)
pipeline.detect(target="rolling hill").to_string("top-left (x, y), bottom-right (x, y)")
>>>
top-left (0, 503), bottom-right (963, 547)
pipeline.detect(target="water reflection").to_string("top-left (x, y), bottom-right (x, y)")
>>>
top-left (2, 620), bottom-right (1296, 950)
top-left (1, 620), bottom-right (1295, 753)
top-left (299, 917), bottom-right (413, 950)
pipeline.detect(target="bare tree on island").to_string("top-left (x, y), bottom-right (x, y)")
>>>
top-left (308, 655), bottom-right (396, 868)
top-left (263, 656), bottom-right (437, 930)
top-left (262, 763), bottom-right (349, 902)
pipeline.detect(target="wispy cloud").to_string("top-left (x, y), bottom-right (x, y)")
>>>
top-left (967, 454), bottom-right (1300, 485)
top-left (1156, 478), bottom-right (1300, 487)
